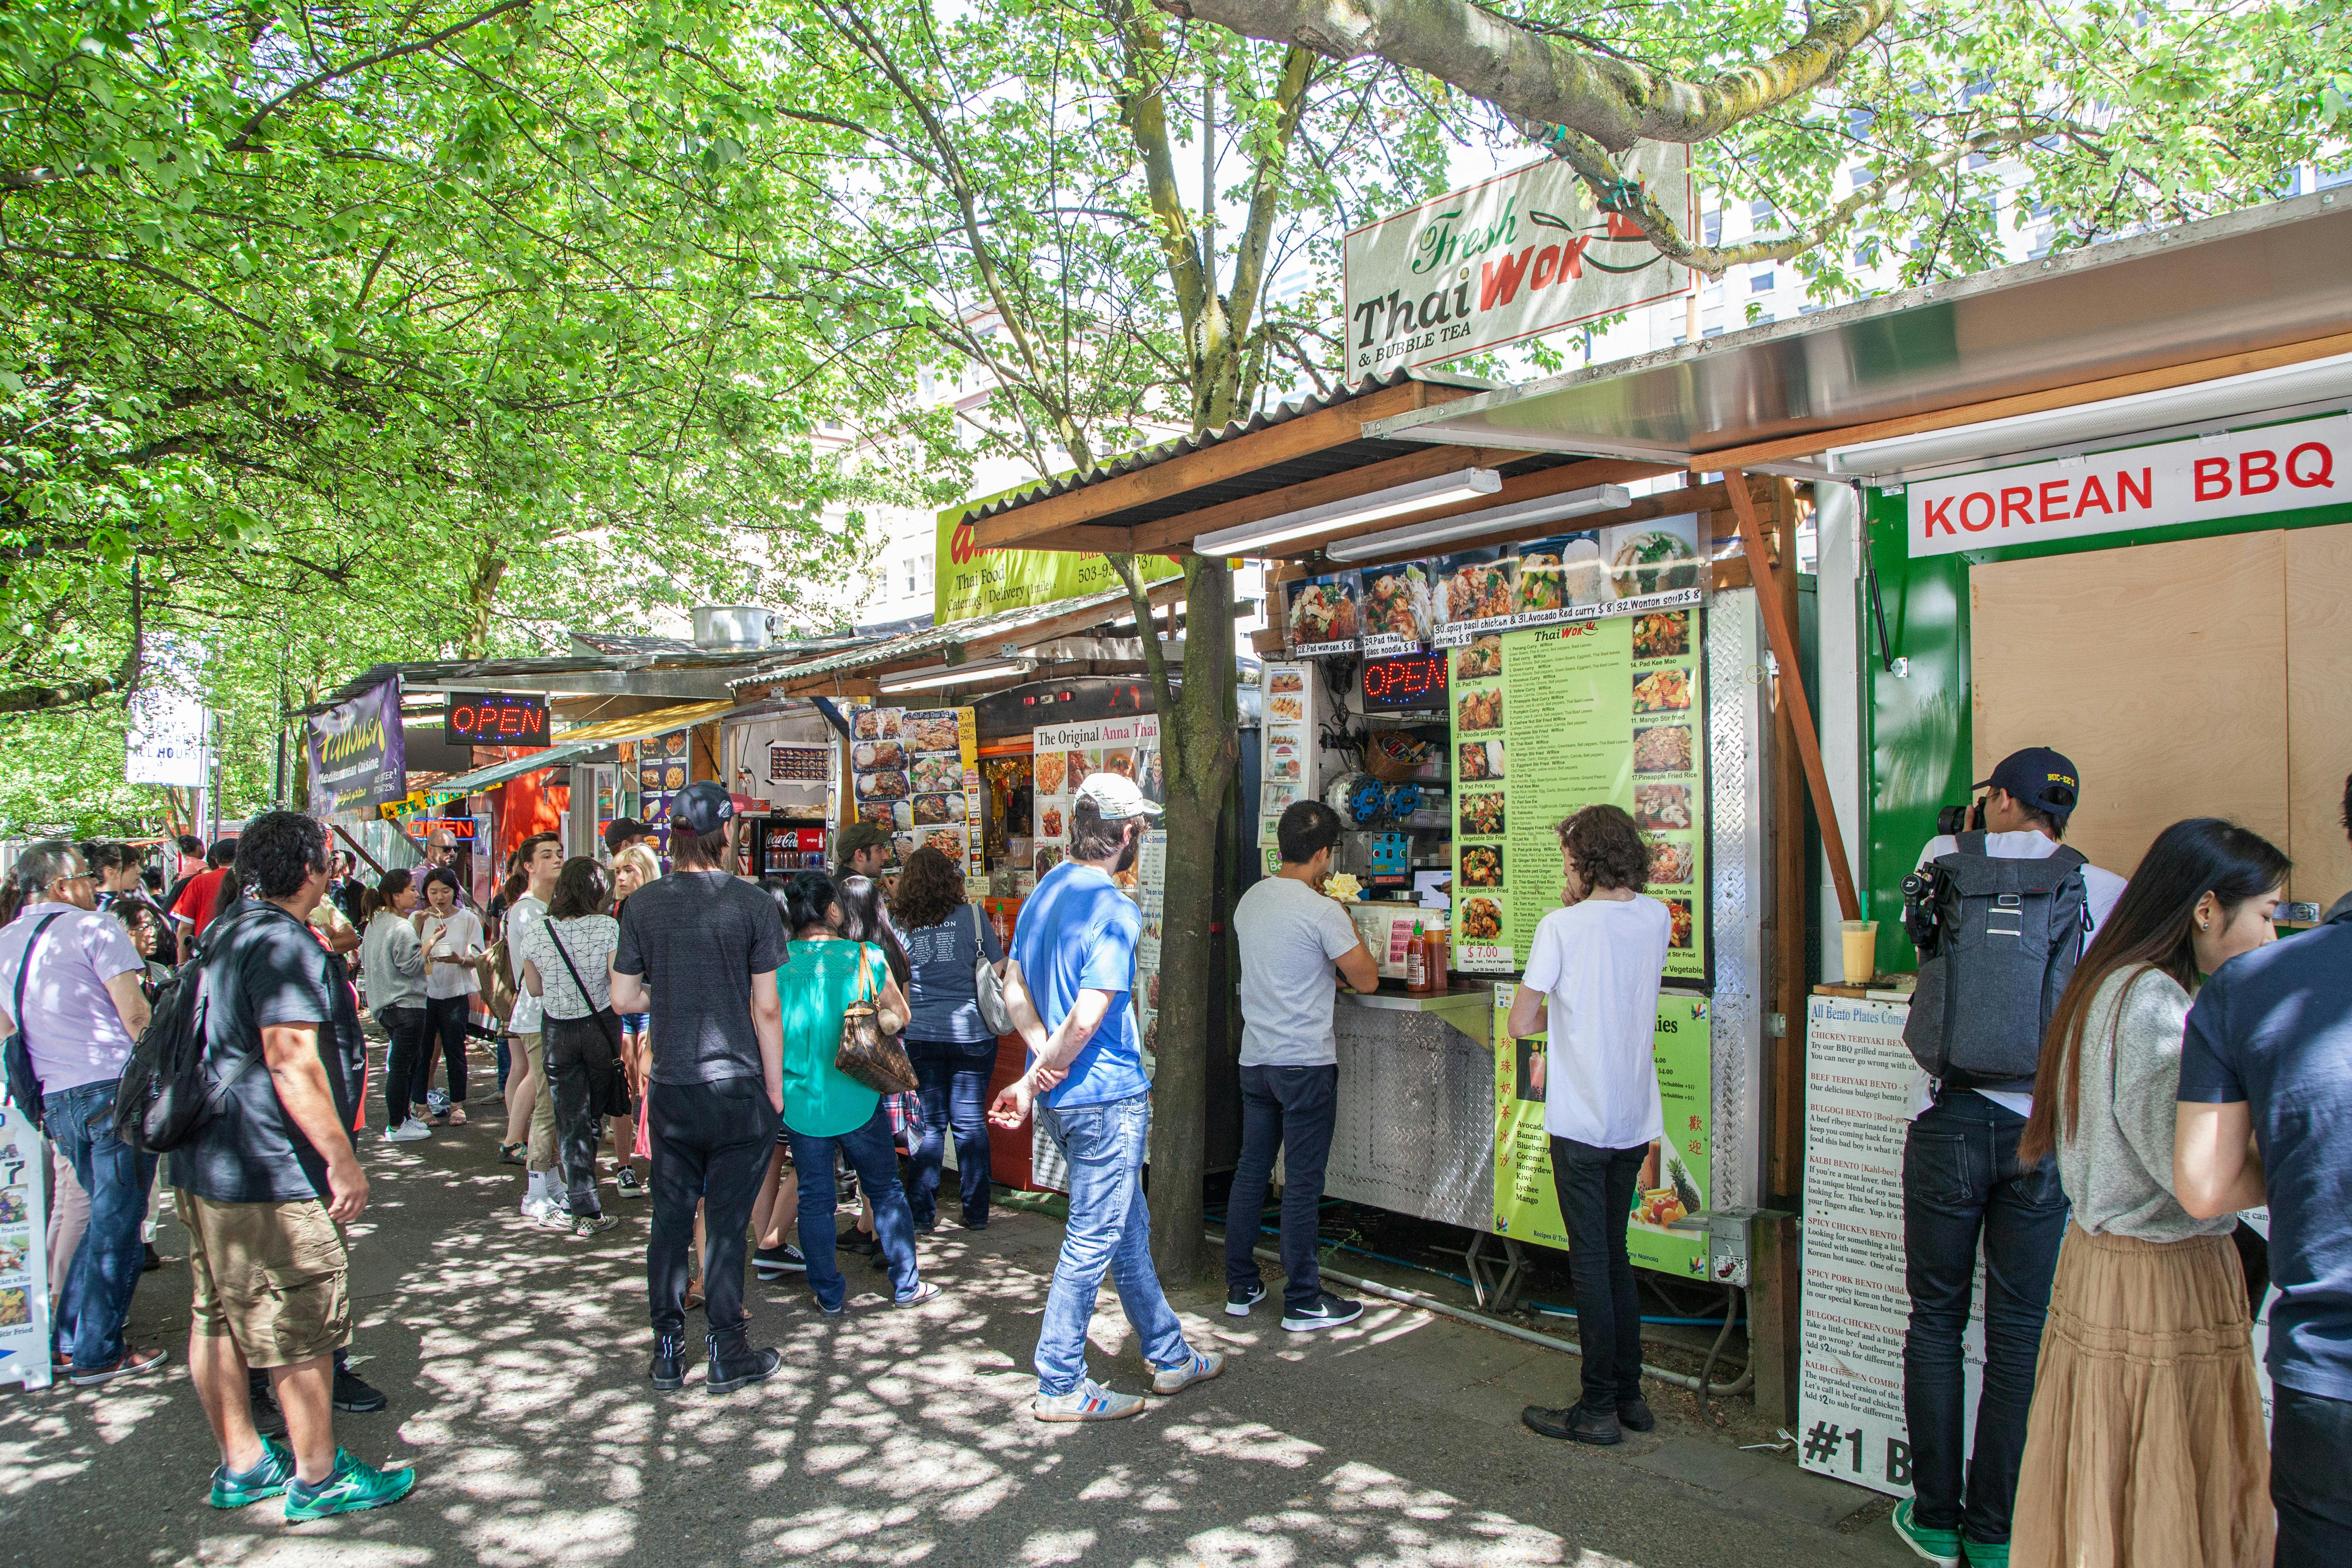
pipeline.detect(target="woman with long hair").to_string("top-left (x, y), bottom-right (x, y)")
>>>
top-left (609, 842), bottom-right (661, 1197)
top-left (890, 847), bottom-right (1006, 1232)
top-left (516, 857), bottom-right (624, 1237)
top-left (360, 870), bottom-right (433, 1140)
top-left (774, 870), bottom-right (932, 1312)
top-left (2012, 818), bottom-right (2288, 1568)
top-left (412, 867), bottom-right (482, 1129)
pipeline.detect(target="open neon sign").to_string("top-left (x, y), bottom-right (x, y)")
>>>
top-left (444, 692), bottom-right (549, 746)
top-left (1360, 652), bottom-right (1448, 710)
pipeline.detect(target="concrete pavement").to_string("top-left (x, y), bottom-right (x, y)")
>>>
top-left (0, 1073), bottom-right (1906, 1568)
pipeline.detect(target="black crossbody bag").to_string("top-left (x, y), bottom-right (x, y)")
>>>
top-left (2, 912), bottom-right (67, 1130)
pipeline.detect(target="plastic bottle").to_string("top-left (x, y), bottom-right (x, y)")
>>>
top-left (1422, 924), bottom-right (1449, 993)
top-left (1405, 919), bottom-right (1427, 992)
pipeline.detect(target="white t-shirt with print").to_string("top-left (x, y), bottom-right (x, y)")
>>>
top-left (1520, 894), bottom-right (1673, 1149)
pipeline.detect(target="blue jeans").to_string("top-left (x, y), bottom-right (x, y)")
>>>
top-left (906, 1037), bottom-right (995, 1231)
top-left (43, 1079), bottom-right (158, 1371)
top-left (1901, 1091), bottom-right (2069, 1545)
top-left (1034, 1092), bottom-right (1190, 1396)
top-left (2274, 1383), bottom-right (2352, 1563)
top-left (785, 1102), bottom-right (921, 1312)
top-left (1223, 1063), bottom-right (1338, 1313)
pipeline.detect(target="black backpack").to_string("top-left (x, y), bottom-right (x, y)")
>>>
top-left (1901, 832), bottom-right (2092, 1090)
top-left (111, 908), bottom-right (263, 1153)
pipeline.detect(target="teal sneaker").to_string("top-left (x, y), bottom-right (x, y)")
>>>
top-left (1961, 1540), bottom-right (2009, 1566)
top-left (1892, 1500), bottom-right (1962, 1567)
top-left (281, 1448), bottom-right (417, 1522)
top-left (207, 1439), bottom-right (296, 1509)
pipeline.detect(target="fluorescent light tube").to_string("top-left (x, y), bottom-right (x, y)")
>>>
top-left (1194, 469), bottom-right (1502, 556)
top-left (879, 657), bottom-right (1035, 692)
top-left (1324, 485), bottom-right (1633, 562)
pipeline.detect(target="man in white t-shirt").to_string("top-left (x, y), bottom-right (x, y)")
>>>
top-left (1225, 802), bottom-right (1380, 1331)
top-left (1895, 746), bottom-right (2125, 1565)
top-left (1505, 804), bottom-right (1672, 1449)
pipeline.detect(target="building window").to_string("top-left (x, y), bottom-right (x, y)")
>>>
top-left (1750, 269), bottom-right (1774, 293)
top-left (1749, 199), bottom-right (1775, 227)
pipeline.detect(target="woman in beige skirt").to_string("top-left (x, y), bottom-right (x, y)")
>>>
top-left (2012, 817), bottom-right (2289, 1568)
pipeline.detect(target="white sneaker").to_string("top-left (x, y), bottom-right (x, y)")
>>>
top-left (1031, 1378), bottom-right (1146, 1422)
top-left (1150, 1349), bottom-right (1224, 1395)
top-left (384, 1118), bottom-right (431, 1143)
top-left (520, 1193), bottom-right (560, 1223)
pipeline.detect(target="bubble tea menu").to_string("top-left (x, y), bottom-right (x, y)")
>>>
top-left (1449, 607), bottom-right (1707, 983)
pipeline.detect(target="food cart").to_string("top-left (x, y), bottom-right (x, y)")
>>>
top-left (1351, 189), bottom-right (2352, 1484)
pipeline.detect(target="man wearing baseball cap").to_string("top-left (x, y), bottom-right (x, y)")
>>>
top-left (833, 821), bottom-right (892, 882)
top-left (1894, 745), bottom-right (2127, 1566)
top-left (609, 780), bottom-right (787, 1397)
top-left (989, 773), bottom-right (1221, 1420)
top-left (602, 819), bottom-right (656, 860)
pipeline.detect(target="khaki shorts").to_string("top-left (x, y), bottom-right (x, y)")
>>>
top-left (178, 1190), bottom-right (351, 1369)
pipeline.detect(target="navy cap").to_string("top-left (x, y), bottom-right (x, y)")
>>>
top-left (671, 779), bottom-right (735, 836)
top-left (1976, 747), bottom-right (2081, 818)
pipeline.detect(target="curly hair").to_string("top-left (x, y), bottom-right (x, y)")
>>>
top-left (890, 846), bottom-right (966, 932)
top-left (235, 810), bottom-right (329, 901)
top-left (1556, 804), bottom-right (1650, 894)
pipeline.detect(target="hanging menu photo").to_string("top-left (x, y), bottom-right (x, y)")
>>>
top-left (1449, 607), bottom-right (1707, 982)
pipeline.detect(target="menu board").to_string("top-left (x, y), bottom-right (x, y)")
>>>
top-left (1283, 572), bottom-right (1361, 657)
top-left (846, 706), bottom-right (973, 867)
top-left (1448, 607), bottom-right (1707, 981)
top-left (1259, 663), bottom-right (1312, 871)
top-left (1032, 712), bottom-right (1168, 1054)
top-left (627, 729), bottom-right (695, 856)
top-left (0, 1099), bottom-right (52, 1389)
top-left (1491, 985), bottom-right (1713, 1279)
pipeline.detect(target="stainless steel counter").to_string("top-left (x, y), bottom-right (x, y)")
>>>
top-left (1326, 983), bottom-right (1499, 1233)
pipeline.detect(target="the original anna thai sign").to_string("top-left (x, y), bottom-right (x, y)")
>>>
top-left (1342, 146), bottom-right (1693, 376)
top-left (304, 677), bottom-right (408, 820)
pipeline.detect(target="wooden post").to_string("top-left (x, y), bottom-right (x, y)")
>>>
top-left (1747, 1211), bottom-right (1803, 1426)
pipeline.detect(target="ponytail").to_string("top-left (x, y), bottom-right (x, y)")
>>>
top-left (361, 867), bottom-right (414, 923)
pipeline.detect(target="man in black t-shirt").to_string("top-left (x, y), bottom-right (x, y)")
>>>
top-left (611, 781), bottom-right (787, 1396)
top-left (170, 812), bottom-right (416, 1521)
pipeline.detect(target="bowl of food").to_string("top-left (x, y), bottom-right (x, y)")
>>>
top-left (1461, 897), bottom-right (1502, 939)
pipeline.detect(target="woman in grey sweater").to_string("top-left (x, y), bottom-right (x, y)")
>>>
top-left (359, 870), bottom-right (433, 1141)
top-left (2011, 818), bottom-right (2290, 1568)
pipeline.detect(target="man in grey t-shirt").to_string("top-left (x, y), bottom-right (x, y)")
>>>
top-left (1225, 801), bottom-right (1379, 1331)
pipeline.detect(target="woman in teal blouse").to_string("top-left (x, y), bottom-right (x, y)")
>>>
top-left (774, 870), bottom-right (934, 1313)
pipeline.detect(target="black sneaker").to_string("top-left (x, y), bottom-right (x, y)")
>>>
top-left (1225, 1282), bottom-right (1266, 1318)
top-left (1522, 1400), bottom-right (1623, 1446)
top-left (1281, 1292), bottom-right (1364, 1332)
top-left (1617, 1395), bottom-right (1655, 1432)
top-left (332, 1365), bottom-right (388, 1413)
top-left (248, 1374), bottom-right (287, 1436)
top-left (650, 1335), bottom-right (688, 1392)
top-left (142, 1242), bottom-right (164, 1272)
top-left (753, 1243), bottom-right (807, 1279)
top-left (706, 1339), bottom-right (781, 1397)
top-left (839, 1228), bottom-right (880, 1257)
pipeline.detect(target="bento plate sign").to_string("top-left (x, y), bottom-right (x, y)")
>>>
top-left (1907, 415), bottom-right (2344, 557)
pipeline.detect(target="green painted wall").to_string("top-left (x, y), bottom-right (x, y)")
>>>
top-left (1859, 411), bottom-right (2352, 974)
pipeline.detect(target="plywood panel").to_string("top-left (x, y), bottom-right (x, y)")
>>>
top-left (1970, 532), bottom-right (2288, 882)
top-left (2288, 524), bottom-right (2352, 910)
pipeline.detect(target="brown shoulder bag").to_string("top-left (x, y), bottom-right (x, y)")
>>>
top-left (834, 942), bottom-right (918, 1094)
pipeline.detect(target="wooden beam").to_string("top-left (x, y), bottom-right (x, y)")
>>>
top-left (1694, 329), bottom-right (2352, 473)
top-left (1330, 469), bottom-right (1751, 573)
top-left (969, 379), bottom-right (1471, 549)
top-left (1728, 470), bottom-right (1861, 923)
top-left (1127, 445), bottom-right (1512, 555)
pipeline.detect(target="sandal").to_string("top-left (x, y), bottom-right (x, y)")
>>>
top-left (448, 1106), bottom-right (468, 1126)
top-left (498, 1142), bottom-right (526, 1166)
top-left (683, 1285), bottom-right (704, 1313)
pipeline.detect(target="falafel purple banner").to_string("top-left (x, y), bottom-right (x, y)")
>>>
top-left (304, 677), bottom-right (407, 819)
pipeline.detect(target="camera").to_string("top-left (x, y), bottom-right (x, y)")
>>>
top-left (1935, 796), bottom-right (1986, 836)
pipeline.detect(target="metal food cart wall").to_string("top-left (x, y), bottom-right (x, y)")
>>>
top-left (1320, 587), bottom-right (1771, 1230)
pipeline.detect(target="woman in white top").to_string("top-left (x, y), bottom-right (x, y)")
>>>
top-left (517, 857), bottom-right (622, 1236)
top-left (358, 870), bottom-right (433, 1139)
top-left (2012, 818), bottom-right (2289, 1568)
top-left (413, 867), bottom-right (483, 1126)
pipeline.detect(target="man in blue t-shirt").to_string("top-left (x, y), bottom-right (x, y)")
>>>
top-left (991, 773), bottom-right (1218, 1421)
top-left (2177, 850), bottom-right (2352, 1561)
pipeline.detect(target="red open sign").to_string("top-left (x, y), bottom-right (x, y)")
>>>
top-left (444, 692), bottom-right (549, 747)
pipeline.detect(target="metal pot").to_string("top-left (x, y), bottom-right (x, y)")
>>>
top-left (691, 605), bottom-right (772, 650)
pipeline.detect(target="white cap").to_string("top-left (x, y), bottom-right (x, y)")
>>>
top-left (1075, 771), bottom-right (1163, 821)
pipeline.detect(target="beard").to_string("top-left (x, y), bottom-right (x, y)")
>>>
top-left (1114, 828), bottom-right (1141, 875)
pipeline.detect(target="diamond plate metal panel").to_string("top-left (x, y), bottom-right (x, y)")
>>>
top-left (1326, 1004), bottom-right (1496, 1232)
top-left (1705, 589), bottom-right (1768, 1210)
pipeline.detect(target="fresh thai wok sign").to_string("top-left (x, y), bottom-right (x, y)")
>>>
top-left (1342, 147), bottom-right (1693, 375)
top-left (304, 677), bottom-right (407, 819)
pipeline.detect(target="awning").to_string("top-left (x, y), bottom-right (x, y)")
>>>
top-left (388, 697), bottom-right (738, 810)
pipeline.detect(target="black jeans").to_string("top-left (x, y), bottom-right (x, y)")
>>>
top-left (906, 1037), bottom-right (996, 1230)
top-left (1223, 1063), bottom-right (1339, 1312)
top-left (2275, 1383), bottom-right (2352, 1563)
top-left (1901, 1091), bottom-right (2068, 1546)
top-left (378, 1003), bottom-right (431, 1128)
top-left (648, 1078), bottom-right (776, 1344)
top-left (1550, 1137), bottom-right (1648, 1411)
top-left (418, 993), bottom-right (470, 1104)
top-left (546, 1014), bottom-right (623, 1219)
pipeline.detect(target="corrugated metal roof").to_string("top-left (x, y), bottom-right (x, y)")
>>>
top-left (957, 369), bottom-right (1500, 528)
top-left (729, 583), bottom-right (1158, 688)
top-left (295, 639), bottom-right (867, 717)
top-left (408, 698), bottom-right (739, 801)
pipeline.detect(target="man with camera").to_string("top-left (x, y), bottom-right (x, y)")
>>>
top-left (1893, 747), bottom-right (2126, 1568)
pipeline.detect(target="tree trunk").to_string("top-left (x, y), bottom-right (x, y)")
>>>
top-left (1146, 555), bottom-right (1238, 1281)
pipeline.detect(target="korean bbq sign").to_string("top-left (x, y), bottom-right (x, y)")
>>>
top-left (1908, 415), bottom-right (2343, 557)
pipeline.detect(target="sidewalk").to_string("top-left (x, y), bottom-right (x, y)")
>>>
top-left (0, 1092), bottom-right (1906, 1568)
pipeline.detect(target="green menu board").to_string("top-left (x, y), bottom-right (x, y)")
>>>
top-left (1491, 985), bottom-right (1714, 1277)
top-left (1449, 608), bottom-right (1707, 981)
